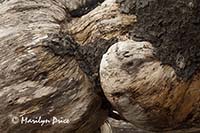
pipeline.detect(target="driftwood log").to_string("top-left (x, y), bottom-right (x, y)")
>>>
top-left (101, 0), bottom-right (200, 132)
top-left (0, 0), bottom-right (200, 132)
top-left (0, 0), bottom-right (134, 132)
top-left (100, 40), bottom-right (200, 132)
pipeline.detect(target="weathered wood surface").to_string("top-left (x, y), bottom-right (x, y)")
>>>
top-left (100, 40), bottom-right (200, 132)
top-left (0, 0), bottom-right (200, 132)
top-left (66, 0), bottom-right (136, 45)
top-left (0, 0), bottom-right (108, 133)
top-left (99, 0), bottom-right (200, 132)
top-left (0, 0), bottom-right (136, 132)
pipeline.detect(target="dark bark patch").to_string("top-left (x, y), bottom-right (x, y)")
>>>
top-left (118, 0), bottom-right (200, 79)
top-left (43, 32), bottom-right (118, 115)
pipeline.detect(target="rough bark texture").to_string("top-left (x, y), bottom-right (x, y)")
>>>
top-left (100, 40), bottom-right (200, 132)
top-left (117, 0), bottom-right (200, 79)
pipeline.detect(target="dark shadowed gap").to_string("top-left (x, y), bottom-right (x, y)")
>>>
top-left (70, 0), bottom-right (105, 17)
top-left (43, 32), bottom-right (124, 120)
